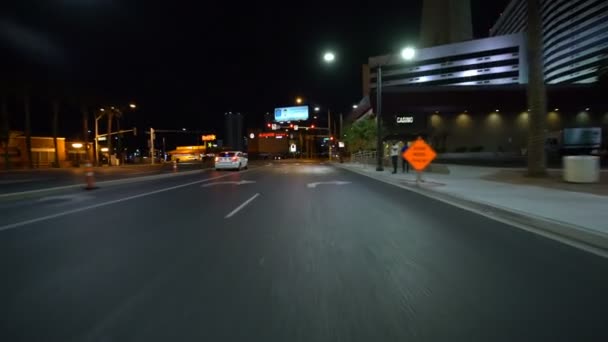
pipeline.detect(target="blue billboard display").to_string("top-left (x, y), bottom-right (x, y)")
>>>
top-left (274, 106), bottom-right (309, 121)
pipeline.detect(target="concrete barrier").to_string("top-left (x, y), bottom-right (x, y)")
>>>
top-left (426, 164), bottom-right (450, 174)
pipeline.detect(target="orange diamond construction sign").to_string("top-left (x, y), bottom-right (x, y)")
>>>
top-left (403, 138), bottom-right (437, 171)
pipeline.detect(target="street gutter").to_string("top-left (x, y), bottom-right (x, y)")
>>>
top-left (336, 163), bottom-right (608, 258)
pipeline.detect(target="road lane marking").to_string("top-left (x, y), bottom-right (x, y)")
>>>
top-left (225, 193), bottom-right (260, 219)
top-left (0, 169), bottom-right (211, 199)
top-left (201, 180), bottom-right (256, 187)
top-left (0, 178), bottom-right (46, 185)
top-left (307, 181), bottom-right (351, 188)
top-left (0, 170), bottom-right (258, 232)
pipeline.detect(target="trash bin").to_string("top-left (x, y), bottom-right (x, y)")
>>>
top-left (563, 156), bottom-right (600, 183)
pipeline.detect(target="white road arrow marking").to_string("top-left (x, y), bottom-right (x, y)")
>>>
top-left (202, 180), bottom-right (256, 187)
top-left (307, 181), bottom-right (351, 188)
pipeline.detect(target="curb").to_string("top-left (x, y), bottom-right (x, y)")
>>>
top-left (336, 164), bottom-right (608, 258)
top-left (0, 169), bottom-right (209, 199)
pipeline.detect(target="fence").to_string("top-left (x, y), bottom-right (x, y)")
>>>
top-left (350, 151), bottom-right (392, 168)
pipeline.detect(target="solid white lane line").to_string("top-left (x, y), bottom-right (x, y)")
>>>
top-left (0, 171), bottom-right (256, 232)
top-left (0, 169), bottom-right (209, 198)
top-left (225, 193), bottom-right (260, 219)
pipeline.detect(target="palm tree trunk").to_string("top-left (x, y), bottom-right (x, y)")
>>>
top-left (24, 95), bottom-right (33, 169)
top-left (526, 0), bottom-right (547, 177)
top-left (52, 100), bottom-right (60, 168)
top-left (1, 95), bottom-right (10, 169)
top-left (81, 105), bottom-right (90, 162)
top-left (107, 112), bottom-right (113, 166)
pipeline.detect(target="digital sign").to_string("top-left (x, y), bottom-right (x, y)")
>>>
top-left (274, 106), bottom-right (309, 121)
top-left (259, 132), bottom-right (287, 139)
top-left (201, 134), bottom-right (216, 141)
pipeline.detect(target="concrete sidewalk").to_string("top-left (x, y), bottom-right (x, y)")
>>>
top-left (339, 162), bottom-right (608, 252)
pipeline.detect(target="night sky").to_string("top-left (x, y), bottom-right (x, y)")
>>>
top-left (0, 0), bottom-right (509, 139)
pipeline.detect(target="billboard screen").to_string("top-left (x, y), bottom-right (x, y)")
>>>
top-left (274, 106), bottom-right (309, 121)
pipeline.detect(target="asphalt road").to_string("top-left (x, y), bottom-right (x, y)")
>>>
top-left (1, 161), bottom-right (607, 341)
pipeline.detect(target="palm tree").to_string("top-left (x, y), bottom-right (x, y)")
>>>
top-left (526, 0), bottom-right (547, 177)
top-left (52, 100), bottom-right (60, 167)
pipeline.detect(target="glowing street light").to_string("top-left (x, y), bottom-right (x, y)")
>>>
top-left (352, 105), bottom-right (358, 109)
top-left (401, 47), bottom-right (416, 60)
top-left (129, 103), bottom-right (137, 109)
top-left (314, 107), bottom-right (320, 112)
top-left (323, 51), bottom-right (336, 63)
top-left (296, 97), bottom-right (303, 105)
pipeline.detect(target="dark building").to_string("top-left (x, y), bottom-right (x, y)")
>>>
top-left (224, 112), bottom-right (244, 151)
top-left (491, 0), bottom-right (608, 84)
top-left (348, 0), bottom-right (608, 156)
top-left (420, 0), bottom-right (473, 47)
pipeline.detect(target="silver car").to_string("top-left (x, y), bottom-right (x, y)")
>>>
top-left (215, 151), bottom-right (248, 171)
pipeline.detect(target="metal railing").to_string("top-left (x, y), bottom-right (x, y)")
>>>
top-left (350, 151), bottom-right (391, 168)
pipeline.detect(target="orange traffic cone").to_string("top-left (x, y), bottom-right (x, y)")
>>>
top-left (84, 161), bottom-right (97, 190)
top-left (173, 160), bottom-right (178, 172)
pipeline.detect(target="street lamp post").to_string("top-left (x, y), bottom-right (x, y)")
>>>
top-left (94, 109), bottom-right (105, 166)
top-left (374, 47), bottom-right (416, 171)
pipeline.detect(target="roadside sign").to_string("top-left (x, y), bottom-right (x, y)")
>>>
top-left (290, 144), bottom-right (297, 152)
top-left (403, 137), bottom-right (436, 171)
top-left (271, 124), bottom-right (278, 130)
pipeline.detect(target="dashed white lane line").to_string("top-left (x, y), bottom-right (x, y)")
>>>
top-left (225, 193), bottom-right (260, 219)
top-left (0, 170), bottom-right (255, 232)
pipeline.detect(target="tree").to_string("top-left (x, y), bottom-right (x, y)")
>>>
top-left (526, 0), bottom-right (547, 177)
top-left (343, 117), bottom-right (377, 152)
top-left (52, 100), bottom-right (60, 167)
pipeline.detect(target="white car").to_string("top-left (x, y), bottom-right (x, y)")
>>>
top-left (215, 151), bottom-right (248, 171)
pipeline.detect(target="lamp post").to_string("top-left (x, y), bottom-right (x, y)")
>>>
top-left (373, 46), bottom-right (415, 171)
top-left (94, 108), bottom-right (105, 166)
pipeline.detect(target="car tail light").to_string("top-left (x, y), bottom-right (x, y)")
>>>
top-left (232, 157), bottom-right (238, 162)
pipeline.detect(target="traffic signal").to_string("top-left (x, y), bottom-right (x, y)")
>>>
top-left (330, 136), bottom-right (334, 141)
top-left (267, 123), bottom-right (271, 128)
top-left (311, 124), bottom-right (315, 128)
top-left (289, 124), bottom-right (294, 128)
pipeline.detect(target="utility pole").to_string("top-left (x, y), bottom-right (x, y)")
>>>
top-left (106, 111), bottom-right (113, 166)
top-left (328, 109), bottom-right (332, 161)
top-left (376, 65), bottom-right (384, 171)
top-left (163, 137), bottom-right (166, 162)
top-left (82, 106), bottom-right (89, 159)
top-left (150, 127), bottom-right (155, 165)
top-left (94, 111), bottom-right (103, 166)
